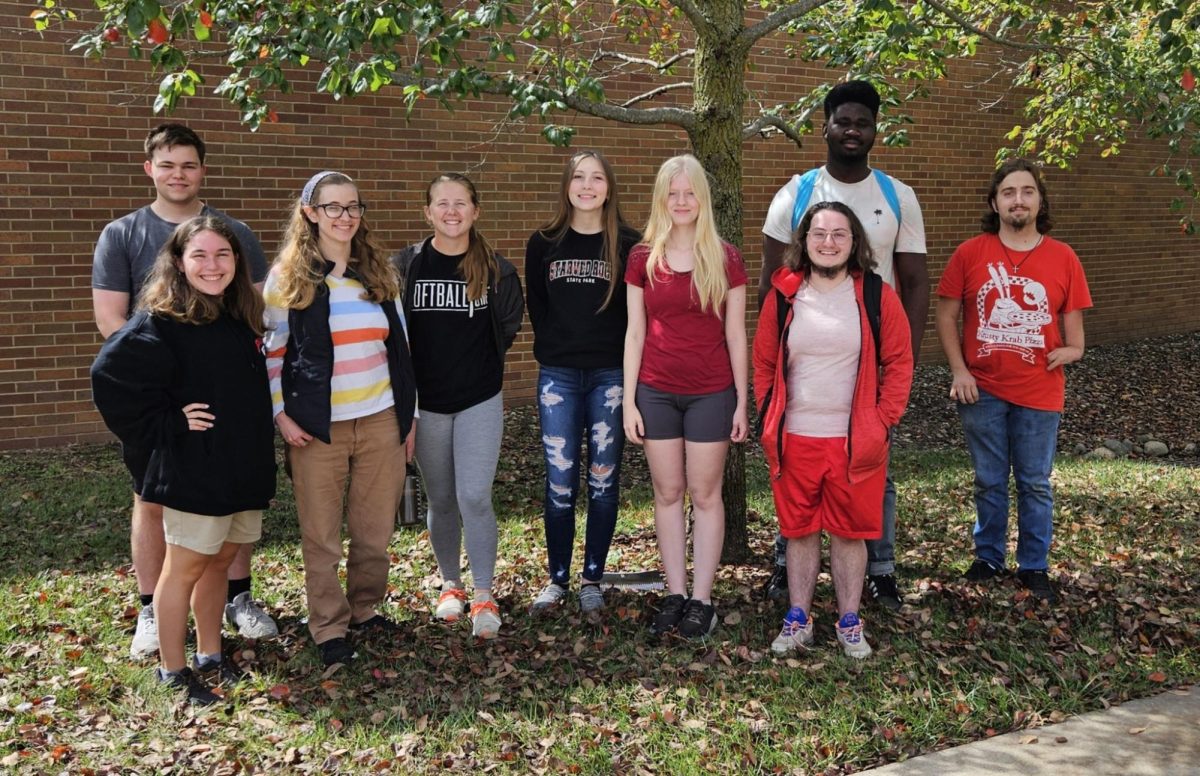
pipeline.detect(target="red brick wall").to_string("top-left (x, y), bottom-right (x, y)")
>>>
top-left (2, 4), bottom-right (1197, 449)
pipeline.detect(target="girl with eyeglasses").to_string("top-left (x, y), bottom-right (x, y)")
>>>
top-left (624, 154), bottom-right (749, 640)
top-left (525, 151), bottom-right (641, 617)
top-left (91, 216), bottom-right (276, 705)
top-left (393, 173), bottom-right (524, 640)
top-left (264, 171), bottom-right (418, 667)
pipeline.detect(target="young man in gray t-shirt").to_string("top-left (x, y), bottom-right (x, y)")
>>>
top-left (92, 123), bottom-right (277, 660)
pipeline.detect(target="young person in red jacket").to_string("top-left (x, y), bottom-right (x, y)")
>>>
top-left (754, 201), bottom-right (913, 659)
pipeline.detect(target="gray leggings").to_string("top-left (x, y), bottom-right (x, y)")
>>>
top-left (415, 392), bottom-right (503, 590)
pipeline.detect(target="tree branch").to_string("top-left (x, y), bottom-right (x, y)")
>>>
top-left (671, 0), bottom-right (712, 35)
top-left (738, 0), bottom-right (837, 49)
top-left (621, 81), bottom-right (692, 108)
top-left (595, 48), bottom-right (696, 71)
top-left (920, 0), bottom-right (1046, 52)
top-left (744, 113), bottom-right (811, 147)
top-left (561, 90), bottom-right (694, 127)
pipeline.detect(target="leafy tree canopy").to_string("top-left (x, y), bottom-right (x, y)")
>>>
top-left (32, 0), bottom-right (1200, 231)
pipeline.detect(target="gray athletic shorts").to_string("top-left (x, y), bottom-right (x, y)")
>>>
top-left (636, 383), bottom-right (735, 443)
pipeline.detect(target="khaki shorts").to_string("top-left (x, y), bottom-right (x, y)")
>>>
top-left (162, 507), bottom-right (263, 555)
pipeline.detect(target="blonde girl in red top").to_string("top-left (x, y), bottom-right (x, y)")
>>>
top-left (623, 154), bottom-right (748, 639)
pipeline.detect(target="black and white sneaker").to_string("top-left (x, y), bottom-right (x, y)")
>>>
top-left (317, 637), bottom-right (356, 666)
top-left (157, 666), bottom-right (220, 706)
top-left (964, 558), bottom-right (1004, 582)
top-left (677, 599), bottom-right (717, 639)
top-left (1017, 569), bottom-right (1057, 605)
top-left (193, 654), bottom-right (246, 686)
top-left (761, 565), bottom-right (789, 602)
top-left (866, 573), bottom-right (902, 611)
top-left (649, 594), bottom-right (688, 637)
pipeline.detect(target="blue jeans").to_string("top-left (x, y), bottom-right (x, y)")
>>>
top-left (537, 366), bottom-right (625, 585)
top-left (773, 454), bottom-right (896, 576)
top-left (958, 388), bottom-right (1060, 572)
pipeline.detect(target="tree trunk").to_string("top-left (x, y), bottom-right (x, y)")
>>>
top-left (688, 2), bottom-right (752, 564)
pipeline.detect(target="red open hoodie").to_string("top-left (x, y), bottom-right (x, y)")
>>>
top-left (753, 266), bottom-right (914, 483)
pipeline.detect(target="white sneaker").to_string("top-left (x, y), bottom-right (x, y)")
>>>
top-left (530, 582), bottom-right (568, 614)
top-left (835, 612), bottom-right (873, 659)
top-left (470, 600), bottom-right (502, 640)
top-left (770, 612), bottom-right (814, 654)
top-left (435, 586), bottom-right (468, 622)
top-left (225, 592), bottom-right (279, 639)
top-left (130, 604), bottom-right (159, 658)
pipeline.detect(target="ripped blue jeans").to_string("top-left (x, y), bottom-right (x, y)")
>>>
top-left (537, 365), bottom-right (625, 585)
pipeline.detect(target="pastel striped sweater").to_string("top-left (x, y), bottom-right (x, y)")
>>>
top-left (264, 272), bottom-right (408, 423)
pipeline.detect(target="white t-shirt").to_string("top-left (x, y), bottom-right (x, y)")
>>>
top-left (762, 166), bottom-right (926, 288)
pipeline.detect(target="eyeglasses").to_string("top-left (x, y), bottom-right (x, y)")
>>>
top-left (311, 203), bottom-right (367, 219)
top-left (807, 229), bottom-right (851, 245)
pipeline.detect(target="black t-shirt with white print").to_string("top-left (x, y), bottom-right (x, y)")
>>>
top-left (525, 225), bottom-right (640, 369)
top-left (407, 243), bottom-right (502, 414)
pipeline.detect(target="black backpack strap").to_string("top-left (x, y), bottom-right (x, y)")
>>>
top-left (754, 288), bottom-right (790, 441)
top-left (863, 271), bottom-right (882, 367)
top-left (775, 287), bottom-right (788, 341)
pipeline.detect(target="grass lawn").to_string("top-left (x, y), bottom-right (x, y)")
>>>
top-left (1, 419), bottom-right (1197, 774)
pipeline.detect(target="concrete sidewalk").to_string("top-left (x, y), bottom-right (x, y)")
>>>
top-left (863, 686), bottom-right (1200, 775)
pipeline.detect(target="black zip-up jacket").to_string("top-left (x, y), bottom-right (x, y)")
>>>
top-left (90, 311), bottom-right (277, 516)
top-left (392, 238), bottom-right (524, 364)
top-left (278, 260), bottom-right (418, 445)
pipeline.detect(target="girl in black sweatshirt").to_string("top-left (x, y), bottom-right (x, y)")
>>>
top-left (91, 217), bottom-right (275, 706)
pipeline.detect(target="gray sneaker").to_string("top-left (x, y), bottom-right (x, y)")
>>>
top-left (578, 583), bottom-right (604, 614)
top-left (530, 582), bottom-right (568, 614)
top-left (225, 592), bottom-right (279, 639)
top-left (130, 604), bottom-right (159, 658)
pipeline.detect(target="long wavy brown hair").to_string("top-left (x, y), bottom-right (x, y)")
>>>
top-left (426, 173), bottom-right (497, 302)
top-left (537, 150), bottom-right (632, 311)
top-left (271, 172), bottom-right (400, 309)
top-left (138, 216), bottom-right (265, 335)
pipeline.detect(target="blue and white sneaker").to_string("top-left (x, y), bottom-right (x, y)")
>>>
top-left (835, 611), bottom-right (872, 659)
top-left (771, 606), bottom-right (814, 654)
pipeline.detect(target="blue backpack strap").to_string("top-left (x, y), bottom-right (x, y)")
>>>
top-left (790, 168), bottom-right (821, 231)
top-left (871, 168), bottom-right (902, 226)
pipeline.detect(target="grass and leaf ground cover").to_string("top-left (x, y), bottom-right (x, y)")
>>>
top-left (2, 338), bottom-right (1198, 774)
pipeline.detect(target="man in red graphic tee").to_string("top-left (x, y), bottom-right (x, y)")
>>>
top-left (936, 158), bottom-right (1092, 606)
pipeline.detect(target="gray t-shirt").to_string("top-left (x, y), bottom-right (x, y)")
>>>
top-left (92, 205), bottom-right (268, 306)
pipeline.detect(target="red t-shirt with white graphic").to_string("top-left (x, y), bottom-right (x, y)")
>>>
top-left (937, 233), bottom-right (1092, 412)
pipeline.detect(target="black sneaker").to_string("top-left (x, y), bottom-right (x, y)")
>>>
top-left (349, 614), bottom-right (401, 638)
top-left (866, 574), bottom-right (902, 612)
top-left (192, 654), bottom-right (246, 686)
top-left (1017, 570), bottom-right (1057, 604)
top-left (761, 565), bottom-right (789, 602)
top-left (156, 666), bottom-right (220, 706)
top-left (317, 637), bottom-right (356, 666)
top-left (649, 594), bottom-right (688, 637)
top-left (677, 599), bottom-right (717, 639)
top-left (964, 558), bottom-right (1004, 582)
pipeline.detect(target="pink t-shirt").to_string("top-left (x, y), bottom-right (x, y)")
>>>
top-left (626, 242), bottom-right (747, 395)
top-left (937, 233), bottom-right (1092, 412)
top-left (785, 276), bottom-right (860, 436)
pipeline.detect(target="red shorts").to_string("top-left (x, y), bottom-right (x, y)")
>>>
top-left (771, 434), bottom-right (885, 540)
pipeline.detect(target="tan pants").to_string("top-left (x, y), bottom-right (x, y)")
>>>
top-left (288, 406), bottom-right (405, 644)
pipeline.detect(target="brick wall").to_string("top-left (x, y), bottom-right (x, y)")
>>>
top-left (2, 4), bottom-right (1197, 449)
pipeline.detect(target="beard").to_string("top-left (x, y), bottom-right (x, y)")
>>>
top-left (1002, 209), bottom-right (1034, 229)
top-left (812, 260), bottom-right (849, 279)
